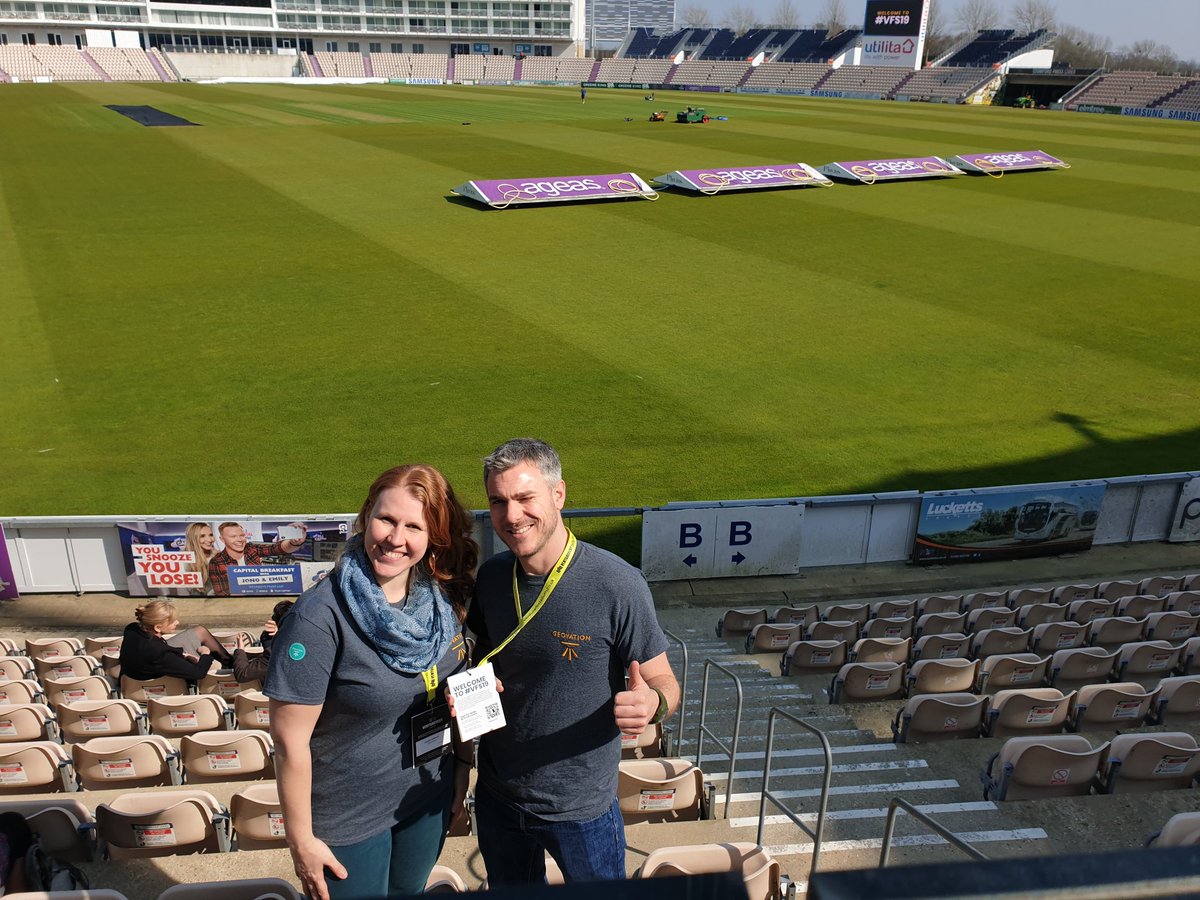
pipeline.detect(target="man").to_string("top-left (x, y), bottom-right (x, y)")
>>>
top-left (231, 599), bottom-right (294, 683)
top-left (465, 438), bottom-right (680, 884)
top-left (207, 522), bottom-right (306, 596)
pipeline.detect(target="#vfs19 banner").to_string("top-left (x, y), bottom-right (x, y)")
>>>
top-left (861, 1), bottom-right (929, 69)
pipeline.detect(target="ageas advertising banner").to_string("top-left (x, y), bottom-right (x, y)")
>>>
top-left (1169, 477), bottom-right (1200, 542)
top-left (861, 1), bottom-right (929, 70)
top-left (118, 519), bottom-right (350, 597)
top-left (914, 483), bottom-right (1108, 565)
top-left (0, 524), bottom-right (18, 600)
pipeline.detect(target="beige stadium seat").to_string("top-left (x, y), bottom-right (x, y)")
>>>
top-left (84, 635), bottom-right (124, 657)
top-left (1181, 637), bottom-right (1200, 675)
top-left (1048, 647), bottom-right (1118, 692)
top-left (1166, 591), bottom-right (1200, 615)
top-left (1087, 616), bottom-right (1147, 651)
top-left (621, 720), bottom-right (665, 759)
top-left (1016, 603), bottom-right (1068, 629)
top-left (982, 734), bottom-right (1104, 800)
top-left (977, 653), bottom-right (1049, 693)
top-left (1115, 640), bottom-right (1183, 687)
top-left (617, 758), bottom-right (707, 825)
top-left (425, 865), bottom-right (468, 893)
top-left (1187, 574), bottom-right (1200, 591)
top-left (1144, 611), bottom-right (1200, 643)
top-left (120, 675), bottom-right (190, 704)
top-left (962, 591), bottom-right (1007, 612)
top-left (851, 637), bottom-right (911, 665)
top-left (917, 595), bottom-right (962, 616)
top-left (100, 650), bottom-right (122, 683)
top-left (1067, 599), bottom-right (1117, 624)
top-left (872, 599), bottom-right (916, 619)
top-left (26, 637), bottom-right (83, 659)
top-left (1148, 811), bottom-right (1200, 847)
top-left (780, 640), bottom-right (846, 676)
top-left (892, 692), bottom-right (985, 742)
top-left (716, 609), bottom-right (768, 637)
top-left (229, 782), bottom-right (285, 850)
top-left (1099, 732), bottom-right (1200, 793)
top-left (148, 695), bottom-right (231, 735)
top-left (0, 741), bottom-right (76, 793)
top-left (823, 604), bottom-right (869, 626)
top-left (96, 789), bottom-right (229, 858)
top-left (1117, 595), bottom-right (1166, 619)
top-left (636, 841), bottom-right (781, 900)
top-left (916, 612), bottom-right (968, 638)
top-left (984, 688), bottom-right (1073, 738)
top-left (1052, 583), bottom-right (1096, 603)
top-left (43, 675), bottom-right (112, 708)
top-left (34, 654), bottom-right (102, 682)
top-left (56, 699), bottom-right (147, 743)
top-left (0, 679), bottom-right (46, 706)
top-left (807, 620), bottom-right (859, 644)
top-left (830, 662), bottom-right (906, 704)
top-left (0, 704), bottom-right (58, 743)
top-left (159, 877), bottom-right (302, 899)
top-left (908, 658), bottom-right (978, 695)
top-left (1140, 575), bottom-right (1184, 598)
top-left (1150, 675), bottom-right (1200, 725)
top-left (211, 631), bottom-right (255, 657)
top-left (1097, 579), bottom-right (1139, 601)
top-left (913, 633), bottom-right (970, 661)
top-left (72, 735), bottom-right (181, 790)
top-left (1069, 682), bottom-right (1157, 730)
top-left (967, 608), bottom-right (1016, 633)
top-left (197, 669), bottom-right (262, 700)
top-left (1008, 587), bottom-right (1053, 609)
top-left (0, 796), bottom-right (96, 861)
top-left (744, 624), bottom-right (801, 654)
top-left (771, 605), bottom-right (817, 627)
top-left (1031, 622), bottom-right (1088, 654)
top-left (0, 639), bottom-right (19, 655)
top-left (861, 617), bottom-right (913, 640)
top-left (0, 656), bottom-right (36, 682)
top-left (180, 731), bottom-right (275, 783)
top-left (233, 690), bottom-right (271, 731)
top-left (971, 627), bottom-right (1031, 660)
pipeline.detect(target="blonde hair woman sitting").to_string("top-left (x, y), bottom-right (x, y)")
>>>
top-left (119, 600), bottom-right (233, 681)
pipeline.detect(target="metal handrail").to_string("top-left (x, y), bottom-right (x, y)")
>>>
top-left (756, 708), bottom-right (833, 884)
top-left (879, 796), bottom-right (989, 868)
top-left (695, 659), bottom-right (743, 819)
top-left (662, 630), bottom-right (689, 759)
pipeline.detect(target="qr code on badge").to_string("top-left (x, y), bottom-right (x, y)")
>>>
top-left (485, 703), bottom-right (500, 720)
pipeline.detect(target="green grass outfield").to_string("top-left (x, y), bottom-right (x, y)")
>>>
top-left (2, 82), bottom-right (1198, 522)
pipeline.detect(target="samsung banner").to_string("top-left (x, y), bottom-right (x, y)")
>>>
top-left (0, 525), bottom-right (17, 600)
top-left (913, 484), bottom-right (1108, 564)
top-left (860, 1), bottom-right (929, 69)
top-left (118, 519), bottom-right (350, 596)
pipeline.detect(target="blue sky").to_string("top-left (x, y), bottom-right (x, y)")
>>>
top-left (693, 0), bottom-right (1200, 61)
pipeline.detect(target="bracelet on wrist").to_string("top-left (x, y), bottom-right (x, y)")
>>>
top-left (649, 687), bottom-right (668, 725)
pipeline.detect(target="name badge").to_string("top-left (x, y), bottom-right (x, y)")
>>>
top-left (410, 704), bottom-right (452, 767)
top-left (446, 661), bottom-right (506, 741)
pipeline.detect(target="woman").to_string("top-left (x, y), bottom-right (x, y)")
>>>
top-left (183, 523), bottom-right (217, 595)
top-left (119, 600), bottom-right (234, 681)
top-left (266, 464), bottom-right (477, 900)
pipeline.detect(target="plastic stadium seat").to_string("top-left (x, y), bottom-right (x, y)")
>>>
top-left (822, 604), bottom-right (869, 626)
top-left (425, 865), bottom-right (468, 893)
top-left (148, 695), bottom-right (232, 736)
top-left (1187, 574), bottom-right (1200, 592)
top-left (1052, 584), bottom-right (1096, 603)
top-left (33, 654), bottom-right (102, 682)
top-left (0, 741), bottom-right (76, 793)
top-left (1140, 575), bottom-right (1183, 598)
top-left (1099, 732), bottom-right (1200, 793)
top-left (120, 675), bottom-right (190, 704)
top-left (970, 627), bottom-right (1031, 660)
top-left (96, 789), bottom-right (229, 858)
top-left (967, 608), bottom-right (1016, 633)
top-left (211, 631), bottom-right (255, 656)
top-left (983, 688), bottom-right (1072, 738)
top-left (977, 653), bottom-right (1048, 693)
top-left (851, 637), bottom-right (911, 665)
top-left (1115, 640), bottom-right (1183, 688)
top-left (1117, 595), bottom-right (1166, 619)
top-left (99, 650), bottom-right (122, 683)
top-left (0, 657), bottom-right (35, 682)
top-left (780, 640), bottom-right (846, 676)
top-left (84, 635), bottom-right (124, 657)
top-left (916, 612), bottom-right (968, 638)
top-left (892, 692), bottom-right (985, 743)
top-left (982, 735), bottom-right (1104, 801)
top-left (1144, 611), bottom-right (1200, 643)
top-left (913, 633), bottom-right (970, 661)
top-left (860, 617), bottom-right (913, 640)
top-left (233, 690), bottom-right (271, 731)
top-left (1008, 587), bottom-right (1052, 608)
top-left (872, 599), bottom-right (916, 619)
top-left (1069, 682), bottom-right (1157, 731)
top-left (807, 621), bottom-right (859, 644)
top-left (0, 704), bottom-right (59, 743)
top-left (42, 675), bottom-right (112, 708)
top-left (229, 782), bottom-right (285, 850)
top-left (907, 658), bottom-right (978, 696)
top-left (716, 609), bottom-right (768, 637)
top-left (1015, 603), bottom-right (1068, 629)
top-left (636, 842), bottom-right (781, 900)
top-left (1086, 616), bottom-right (1147, 651)
top-left (771, 605), bottom-right (817, 627)
top-left (0, 639), bottom-right (19, 655)
top-left (917, 595), bottom-right (962, 616)
top-left (1149, 675), bottom-right (1200, 725)
top-left (1096, 580), bottom-right (1138, 602)
top-left (830, 662), bottom-right (906, 704)
top-left (180, 731), bottom-right (275, 783)
top-left (617, 758), bottom-right (707, 825)
top-left (744, 624), bottom-right (801, 654)
top-left (72, 735), bottom-right (181, 790)
top-left (26, 637), bottom-right (83, 659)
top-left (621, 720), bottom-right (665, 759)
top-left (1147, 811), bottom-right (1200, 847)
top-left (197, 669), bottom-right (262, 700)
top-left (56, 699), bottom-right (147, 743)
top-left (0, 679), bottom-right (46, 706)
top-left (1030, 622), bottom-right (1087, 654)
top-left (1047, 647), bottom-right (1118, 692)
top-left (962, 591), bottom-right (1007, 612)
top-left (1181, 637), bottom-right (1200, 676)
top-left (0, 796), bottom-right (96, 861)
top-left (1067, 599), bottom-right (1117, 624)
top-left (1167, 591), bottom-right (1200, 615)
top-left (159, 877), bottom-right (302, 899)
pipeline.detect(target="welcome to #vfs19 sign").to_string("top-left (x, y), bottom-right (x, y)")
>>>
top-left (860, 1), bottom-right (929, 69)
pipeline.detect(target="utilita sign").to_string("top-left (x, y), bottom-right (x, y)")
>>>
top-left (860, 1), bottom-right (928, 69)
top-left (452, 173), bottom-right (657, 208)
top-left (819, 156), bottom-right (961, 184)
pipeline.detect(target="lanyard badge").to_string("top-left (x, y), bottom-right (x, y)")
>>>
top-left (410, 664), bottom-right (451, 766)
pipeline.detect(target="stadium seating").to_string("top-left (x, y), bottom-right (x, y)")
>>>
top-left (970, 627), bottom-right (1031, 659)
top-left (617, 758), bottom-right (707, 824)
top-left (968, 607), bottom-right (1016, 632)
top-left (916, 612), bottom-right (967, 637)
top-left (1148, 811), bottom-right (1200, 847)
top-left (180, 730), bottom-right (275, 783)
top-left (43, 674), bottom-right (112, 708)
top-left (895, 66), bottom-right (992, 102)
top-left (233, 690), bottom-right (271, 731)
top-left (1115, 641), bottom-right (1183, 687)
top-left (742, 61), bottom-right (828, 92)
top-left (830, 662), bottom-right (906, 703)
top-left (1118, 595), bottom-right (1167, 618)
top-left (1167, 591), bottom-right (1200, 614)
top-left (0, 796), bottom-right (96, 860)
top-left (1141, 575), bottom-right (1183, 597)
top-left (198, 671), bottom-right (260, 700)
top-left (716, 608), bottom-right (768, 637)
top-left (908, 658), bottom-right (978, 695)
top-left (850, 637), bottom-right (911, 664)
top-left (73, 735), bottom-right (181, 790)
top-left (818, 65), bottom-right (911, 97)
top-left (0, 679), bottom-right (46, 706)
top-left (860, 617), bottom-right (913, 640)
top-left (772, 605), bottom-right (816, 627)
top-left (0, 657), bottom-right (35, 682)
top-left (426, 865), bottom-right (468, 893)
top-left (229, 782), bottom-right (286, 850)
top-left (872, 599), bottom-right (917, 619)
top-left (824, 604), bottom-right (870, 626)
top-left (147, 695), bottom-right (232, 736)
top-left (1009, 587), bottom-right (1053, 608)
top-left (745, 624), bottom-right (801, 654)
top-left (1047, 647), bottom-right (1118, 691)
top-left (1052, 584), bottom-right (1096, 603)
top-left (982, 734), bottom-right (1104, 800)
top-left (120, 675), bottom-right (189, 704)
top-left (159, 878), bottom-right (302, 900)
top-left (1097, 580), bottom-right (1139, 601)
top-left (1069, 682), bottom-right (1156, 730)
top-left (636, 842), bottom-right (781, 900)
top-left (26, 637), bottom-right (83, 659)
top-left (622, 721), bottom-right (665, 760)
top-left (0, 740), bottom-right (76, 793)
top-left (57, 699), bottom-right (147, 743)
top-left (0, 703), bottom-right (58, 743)
top-left (96, 789), bottom-right (230, 858)
top-left (84, 636), bottom-right (124, 657)
top-left (34, 654), bottom-right (102, 682)
top-left (976, 653), bottom-right (1048, 693)
top-left (1149, 675), bottom-right (1200, 725)
top-left (1030, 622), bottom-right (1088, 654)
top-left (983, 688), bottom-right (1073, 738)
top-left (1014, 603), bottom-right (1067, 629)
top-left (918, 595), bottom-right (962, 616)
top-left (1145, 611), bottom-right (1199, 643)
top-left (808, 621), bottom-right (860, 644)
top-left (1087, 616), bottom-right (1146, 651)
top-left (1067, 598), bottom-right (1116, 623)
top-left (780, 639), bottom-right (846, 675)
top-left (892, 692), bottom-right (986, 743)
top-left (913, 633), bottom-right (970, 661)
top-left (1098, 732), bottom-right (1200, 793)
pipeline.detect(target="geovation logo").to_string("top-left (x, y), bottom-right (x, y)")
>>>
top-left (925, 500), bottom-right (985, 517)
top-left (863, 38), bottom-right (916, 54)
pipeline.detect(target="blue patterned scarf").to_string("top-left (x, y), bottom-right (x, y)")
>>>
top-left (336, 533), bottom-right (457, 674)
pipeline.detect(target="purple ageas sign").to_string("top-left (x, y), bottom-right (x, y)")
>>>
top-left (451, 172), bottom-right (657, 208)
top-left (655, 163), bottom-right (832, 193)
top-left (819, 156), bottom-right (960, 183)
top-left (950, 150), bottom-right (1068, 173)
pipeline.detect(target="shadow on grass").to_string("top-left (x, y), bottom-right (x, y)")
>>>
top-left (562, 513), bottom-right (642, 566)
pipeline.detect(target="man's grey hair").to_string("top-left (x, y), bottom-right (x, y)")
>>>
top-left (483, 438), bottom-right (562, 487)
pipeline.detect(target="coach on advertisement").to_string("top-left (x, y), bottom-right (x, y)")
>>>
top-left (465, 438), bottom-right (680, 883)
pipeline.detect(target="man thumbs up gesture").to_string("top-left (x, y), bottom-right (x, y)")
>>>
top-left (614, 659), bottom-right (671, 736)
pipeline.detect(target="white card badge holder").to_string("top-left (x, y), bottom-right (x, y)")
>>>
top-left (446, 661), bottom-right (506, 742)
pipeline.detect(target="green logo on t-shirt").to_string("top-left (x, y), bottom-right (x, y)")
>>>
top-left (288, 642), bottom-right (306, 661)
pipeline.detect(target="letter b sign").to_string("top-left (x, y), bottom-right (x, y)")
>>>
top-left (729, 521), bottom-right (752, 546)
top-left (679, 523), bottom-right (703, 548)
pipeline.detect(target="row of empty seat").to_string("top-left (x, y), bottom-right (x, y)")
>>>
top-left (0, 45), bottom-right (173, 82)
top-left (1067, 70), bottom-right (1199, 111)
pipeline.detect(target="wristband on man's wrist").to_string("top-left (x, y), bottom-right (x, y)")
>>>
top-left (649, 687), bottom-right (668, 725)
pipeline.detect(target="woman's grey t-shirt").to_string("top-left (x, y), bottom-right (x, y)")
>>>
top-left (265, 575), bottom-right (467, 845)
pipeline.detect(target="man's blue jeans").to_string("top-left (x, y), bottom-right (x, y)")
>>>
top-left (475, 782), bottom-right (626, 884)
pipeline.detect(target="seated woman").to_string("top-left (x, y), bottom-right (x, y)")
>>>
top-left (119, 600), bottom-right (234, 681)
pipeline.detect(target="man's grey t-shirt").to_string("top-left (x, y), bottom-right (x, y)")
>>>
top-left (466, 540), bottom-right (669, 821)
top-left (265, 574), bottom-right (468, 845)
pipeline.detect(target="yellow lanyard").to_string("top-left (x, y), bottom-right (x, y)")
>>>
top-left (478, 530), bottom-right (577, 667)
top-left (421, 665), bottom-right (439, 705)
